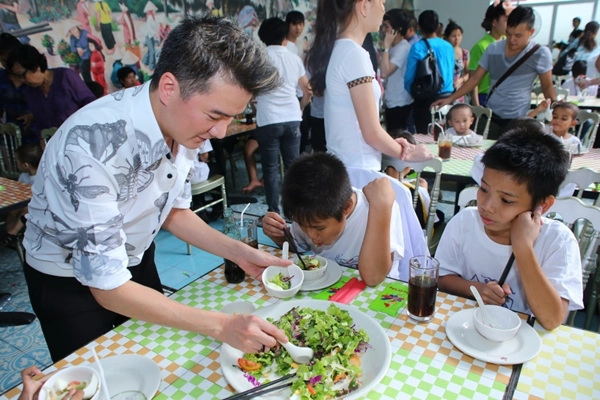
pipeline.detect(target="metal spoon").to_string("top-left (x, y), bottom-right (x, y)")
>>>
top-left (469, 285), bottom-right (498, 328)
top-left (278, 339), bottom-right (314, 364)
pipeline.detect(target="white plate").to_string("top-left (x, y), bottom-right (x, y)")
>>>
top-left (299, 258), bottom-right (343, 291)
top-left (452, 137), bottom-right (483, 147)
top-left (219, 300), bottom-right (392, 399)
top-left (445, 308), bottom-right (542, 365)
top-left (91, 354), bottom-right (161, 399)
top-left (574, 147), bottom-right (590, 155)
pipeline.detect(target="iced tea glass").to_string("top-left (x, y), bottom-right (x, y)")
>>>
top-left (407, 256), bottom-right (440, 322)
top-left (438, 132), bottom-right (452, 161)
top-left (236, 218), bottom-right (258, 249)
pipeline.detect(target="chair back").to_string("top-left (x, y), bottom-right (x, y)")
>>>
top-left (531, 85), bottom-right (543, 104)
top-left (555, 87), bottom-right (569, 100)
top-left (575, 110), bottom-right (600, 149)
top-left (429, 105), bottom-right (451, 135)
top-left (560, 167), bottom-right (600, 204)
top-left (458, 186), bottom-right (479, 210)
top-left (0, 123), bottom-right (22, 180)
top-left (41, 127), bottom-right (58, 145)
top-left (468, 105), bottom-right (493, 139)
top-left (346, 167), bottom-right (429, 282)
top-left (381, 155), bottom-right (443, 246)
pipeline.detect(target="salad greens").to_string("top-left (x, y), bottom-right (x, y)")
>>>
top-left (237, 304), bottom-right (370, 399)
top-left (298, 256), bottom-right (321, 271)
top-left (269, 272), bottom-right (293, 290)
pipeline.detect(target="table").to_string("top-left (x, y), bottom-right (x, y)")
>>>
top-left (532, 94), bottom-right (600, 111)
top-left (0, 177), bottom-right (31, 214)
top-left (3, 245), bottom-right (599, 400)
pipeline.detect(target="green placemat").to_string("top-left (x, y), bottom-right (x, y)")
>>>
top-left (368, 281), bottom-right (408, 316)
top-left (310, 275), bottom-right (351, 300)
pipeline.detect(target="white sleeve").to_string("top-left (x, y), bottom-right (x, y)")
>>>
top-left (389, 44), bottom-right (408, 69)
top-left (340, 47), bottom-right (375, 84)
top-left (290, 222), bottom-right (311, 253)
top-left (389, 201), bottom-right (404, 261)
top-left (435, 211), bottom-right (467, 277)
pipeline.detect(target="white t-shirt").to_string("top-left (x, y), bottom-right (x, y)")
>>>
top-left (18, 172), bottom-right (36, 185)
top-left (191, 140), bottom-right (213, 184)
top-left (562, 78), bottom-right (598, 97)
top-left (290, 188), bottom-right (407, 281)
top-left (256, 46), bottom-right (304, 127)
top-left (286, 41), bottom-right (304, 98)
top-left (325, 39), bottom-right (382, 171)
top-left (384, 39), bottom-right (413, 108)
top-left (436, 207), bottom-right (584, 314)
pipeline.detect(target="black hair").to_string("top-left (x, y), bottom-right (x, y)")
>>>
top-left (285, 10), bottom-right (304, 26)
top-left (574, 17), bottom-right (581, 24)
top-left (505, 116), bottom-right (544, 132)
top-left (87, 38), bottom-right (105, 61)
top-left (553, 102), bottom-right (579, 120)
top-left (281, 153), bottom-right (353, 225)
top-left (0, 33), bottom-right (21, 56)
top-left (571, 29), bottom-right (583, 40)
top-left (481, 2), bottom-right (506, 31)
top-left (7, 44), bottom-right (48, 74)
top-left (306, 0), bottom-right (355, 96)
top-left (383, 9), bottom-right (410, 37)
top-left (481, 126), bottom-right (569, 207)
top-left (408, 14), bottom-right (417, 31)
top-left (117, 66), bottom-right (136, 83)
top-left (571, 60), bottom-right (587, 77)
top-left (579, 21), bottom-right (599, 52)
top-left (447, 103), bottom-right (472, 121)
top-left (15, 143), bottom-right (43, 169)
top-left (418, 10), bottom-right (439, 35)
top-left (388, 129), bottom-right (416, 145)
top-left (507, 6), bottom-right (535, 30)
top-left (258, 17), bottom-right (287, 46)
top-left (444, 19), bottom-right (463, 39)
top-left (151, 16), bottom-right (280, 99)
top-left (86, 81), bottom-right (104, 98)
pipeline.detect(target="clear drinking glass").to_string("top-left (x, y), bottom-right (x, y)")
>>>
top-left (407, 256), bottom-right (440, 322)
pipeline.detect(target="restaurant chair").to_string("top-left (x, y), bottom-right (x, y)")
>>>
top-left (546, 196), bottom-right (600, 326)
top-left (574, 110), bottom-right (600, 149)
top-left (0, 122), bottom-right (23, 180)
top-left (559, 167), bottom-right (600, 205)
top-left (531, 85), bottom-right (543, 105)
top-left (467, 105), bottom-right (493, 139)
top-left (555, 87), bottom-right (569, 100)
top-left (458, 186), bottom-right (479, 210)
top-left (41, 127), bottom-right (57, 145)
top-left (381, 155), bottom-right (443, 252)
top-left (187, 174), bottom-right (227, 255)
top-left (346, 167), bottom-right (429, 282)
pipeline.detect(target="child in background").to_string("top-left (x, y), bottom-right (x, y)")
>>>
top-left (445, 103), bottom-right (482, 143)
top-left (116, 66), bottom-right (140, 89)
top-left (436, 127), bottom-right (583, 330)
top-left (0, 144), bottom-right (43, 246)
top-left (263, 152), bottom-right (406, 285)
top-left (562, 60), bottom-right (598, 97)
top-left (550, 102), bottom-right (581, 148)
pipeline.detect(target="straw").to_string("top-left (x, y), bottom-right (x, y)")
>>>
top-left (91, 347), bottom-right (110, 400)
top-left (240, 203), bottom-right (251, 225)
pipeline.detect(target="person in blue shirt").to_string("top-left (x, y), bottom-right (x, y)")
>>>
top-left (404, 10), bottom-right (454, 135)
top-left (67, 22), bottom-right (92, 83)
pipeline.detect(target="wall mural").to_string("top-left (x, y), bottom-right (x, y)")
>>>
top-left (0, 0), bottom-right (413, 94)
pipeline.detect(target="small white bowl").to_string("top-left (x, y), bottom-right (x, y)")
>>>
top-left (38, 366), bottom-right (101, 400)
top-left (291, 255), bottom-right (328, 281)
top-left (473, 305), bottom-right (521, 342)
top-left (262, 264), bottom-right (304, 298)
top-left (220, 301), bottom-right (256, 315)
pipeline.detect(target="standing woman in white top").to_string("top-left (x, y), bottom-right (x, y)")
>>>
top-left (305, 0), bottom-right (430, 171)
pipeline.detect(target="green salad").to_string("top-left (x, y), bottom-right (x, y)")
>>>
top-left (298, 255), bottom-right (322, 271)
top-left (268, 272), bottom-right (293, 290)
top-left (236, 304), bottom-right (370, 399)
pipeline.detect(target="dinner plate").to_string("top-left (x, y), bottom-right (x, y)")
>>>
top-left (90, 354), bottom-right (161, 399)
top-left (452, 137), bottom-right (483, 147)
top-left (445, 308), bottom-right (542, 365)
top-left (219, 300), bottom-right (392, 399)
top-left (299, 258), bottom-right (343, 291)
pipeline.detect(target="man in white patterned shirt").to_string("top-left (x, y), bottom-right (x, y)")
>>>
top-left (22, 16), bottom-right (291, 362)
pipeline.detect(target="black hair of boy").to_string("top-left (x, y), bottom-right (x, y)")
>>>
top-left (507, 6), bottom-right (535, 30)
top-left (383, 9), bottom-right (410, 36)
top-left (281, 152), bottom-right (353, 225)
top-left (285, 10), bottom-right (304, 26)
top-left (447, 103), bottom-right (472, 121)
top-left (418, 10), bottom-right (439, 35)
top-left (388, 129), bottom-right (416, 145)
top-left (481, 126), bottom-right (569, 207)
top-left (505, 116), bottom-right (544, 132)
top-left (481, 2), bottom-right (506, 31)
top-left (553, 102), bottom-right (579, 120)
top-left (117, 66), bottom-right (135, 83)
top-left (571, 60), bottom-right (587, 77)
top-left (15, 143), bottom-right (43, 168)
top-left (258, 17), bottom-right (288, 46)
top-left (7, 44), bottom-right (48, 73)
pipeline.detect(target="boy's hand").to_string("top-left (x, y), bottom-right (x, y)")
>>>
top-left (536, 98), bottom-right (551, 112)
top-left (510, 206), bottom-right (543, 250)
top-left (363, 178), bottom-right (395, 209)
top-left (262, 212), bottom-right (286, 240)
top-left (479, 281), bottom-right (510, 306)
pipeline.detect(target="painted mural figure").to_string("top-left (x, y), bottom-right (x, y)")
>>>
top-left (88, 37), bottom-right (106, 94)
top-left (0, 0), bottom-right (29, 43)
top-left (66, 20), bottom-right (92, 82)
top-left (94, 0), bottom-right (115, 54)
top-left (142, 1), bottom-right (158, 71)
top-left (118, 0), bottom-right (136, 46)
top-left (75, 0), bottom-right (92, 33)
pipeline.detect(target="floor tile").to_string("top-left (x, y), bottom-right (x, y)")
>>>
top-left (0, 345), bottom-right (39, 394)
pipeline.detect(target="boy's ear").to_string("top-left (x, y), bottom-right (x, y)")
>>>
top-left (537, 196), bottom-right (555, 214)
top-left (342, 197), bottom-right (354, 217)
top-left (570, 118), bottom-right (578, 127)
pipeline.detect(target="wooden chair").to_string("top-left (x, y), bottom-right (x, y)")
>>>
top-left (0, 123), bottom-right (22, 180)
top-left (187, 175), bottom-right (227, 255)
top-left (574, 110), bottom-right (600, 149)
top-left (468, 105), bottom-right (493, 139)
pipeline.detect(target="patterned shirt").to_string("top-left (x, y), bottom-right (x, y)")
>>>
top-left (0, 69), bottom-right (30, 125)
top-left (23, 83), bottom-right (196, 290)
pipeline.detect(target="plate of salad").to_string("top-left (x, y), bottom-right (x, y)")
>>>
top-left (219, 300), bottom-right (391, 399)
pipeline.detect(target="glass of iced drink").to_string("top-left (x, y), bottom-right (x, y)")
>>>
top-left (407, 256), bottom-right (440, 322)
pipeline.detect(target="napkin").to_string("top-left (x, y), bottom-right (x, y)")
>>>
top-left (451, 132), bottom-right (482, 145)
top-left (368, 282), bottom-right (409, 316)
top-left (310, 276), bottom-right (351, 300)
top-left (329, 277), bottom-right (366, 304)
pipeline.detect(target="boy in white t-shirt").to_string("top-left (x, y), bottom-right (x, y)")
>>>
top-left (437, 127), bottom-right (583, 330)
top-left (191, 140), bottom-right (213, 185)
top-left (562, 60), bottom-right (598, 97)
top-left (263, 153), bottom-right (405, 285)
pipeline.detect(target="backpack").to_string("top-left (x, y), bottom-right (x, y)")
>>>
top-left (410, 38), bottom-right (443, 100)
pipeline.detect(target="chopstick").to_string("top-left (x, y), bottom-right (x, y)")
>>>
top-left (283, 227), bottom-right (308, 270)
top-left (498, 253), bottom-right (515, 286)
top-left (222, 373), bottom-right (295, 400)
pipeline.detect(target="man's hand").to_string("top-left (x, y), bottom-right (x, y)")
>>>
top-left (234, 244), bottom-right (292, 280)
top-left (383, 30), bottom-right (396, 50)
top-left (430, 97), bottom-right (453, 111)
top-left (17, 113), bottom-right (33, 131)
top-left (511, 206), bottom-right (543, 251)
top-left (219, 313), bottom-right (288, 353)
top-left (262, 212), bottom-right (286, 241)
top-left (363, 177), bottom-right (395, 209)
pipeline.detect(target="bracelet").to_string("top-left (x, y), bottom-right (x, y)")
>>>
top-left (384, 48), bottom-right (390, 53)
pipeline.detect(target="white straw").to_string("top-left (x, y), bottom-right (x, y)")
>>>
top-left (240, 203), bottom-right (251, 226)
top-left (91, 347), bottom-right (110, 400)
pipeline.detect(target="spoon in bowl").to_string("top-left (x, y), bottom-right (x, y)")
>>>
top-left (469, 285), bottom-right (499, 328)
top-left (278, 339), bottom-right (314, 364)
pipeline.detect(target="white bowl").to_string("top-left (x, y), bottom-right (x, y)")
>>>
top-left (38, 366), bottom-right (101, 400)
top-left (473, 305), bottom-right (521, 342)
top-left (262, 264), bottom-right (304, 298)
top-left (220, 301), bottom-right (256, 315)
top-left (291, 255), bottom-right (328, 281)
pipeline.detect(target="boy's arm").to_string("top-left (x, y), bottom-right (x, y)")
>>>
top-left (511, 208), bottom-right (569, 330)
top-left (262, 211), bottom-right (286, 248)
top-left (359, 178), bottom-right (395, 286)
top-left (527, 99), bottom-right (550, 118)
